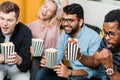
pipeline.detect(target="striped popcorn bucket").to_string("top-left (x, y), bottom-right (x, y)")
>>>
top-left (32, 39), bottom-right (44, 57)
top-left (66, 38), bottom-right (78, 61)
top-left (0, 42), bottom-right (15, 63)
top-left (45, 48), bottom-right (57, 69)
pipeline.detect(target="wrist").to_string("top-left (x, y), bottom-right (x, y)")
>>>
top-left (77, 52), bottom-right (82, 61)
top-left (104, 64), bottom-right (115, 76)
top-left (68, 70), bottom-right (73, 79)
top-left (104, 63), bottom-right (114, 70)
top-left (17, 57), bottom-right (22, 65)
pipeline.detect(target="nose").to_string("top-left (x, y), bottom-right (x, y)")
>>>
top-left (105, 34), bottom-right (111, 40)
top-left (44, 9), bottom-right (48, 14)
top-left (3, 20), bottom-right (8, 26)
top-left (44, 10), bottom-right (47, 13)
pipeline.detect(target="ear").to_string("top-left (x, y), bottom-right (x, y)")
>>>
top-left (16, 17), bottom-right (20, 24)
top-left (78, 19), bottom-right (83, 27)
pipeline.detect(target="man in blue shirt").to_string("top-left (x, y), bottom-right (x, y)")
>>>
top-left (54, 3), bottom-right (101, 80)
top-left (78, 9), bottom-right (120, 80)
top-left (36, 3), bottom-right (101, 80)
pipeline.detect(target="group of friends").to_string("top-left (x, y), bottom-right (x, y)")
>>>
top-left (0, 0), bottom-right (120, 80)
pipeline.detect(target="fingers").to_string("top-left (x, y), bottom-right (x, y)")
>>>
top-left (60, 61), bottom-right (65, 67)
top-left (40, 55), bottom-right (46, 67)
top-left (53, 64), bottom-right (68, 78)
top-left (53, 65), bottom-right (62, 77)
top-left (76, 48), bottom-right (81, 59)
top-left (6, 52), bottom-right (22, 65)
top-left (6, 58), bottom-right (16, 65)
top-left (0, 54), bottom-right (4, 63)
top-left (53, 65), bottom-right (61, 71)
top-left (100, 49), bottom-right (111, 59)
top-left (6, 57), bottom-right (16, 65)
top-left (64, 43), bottom-right (68, 57)
top-left (94, 48), bottom-right (111, 60)
top-left (30, 46), bottom-right (34, 55)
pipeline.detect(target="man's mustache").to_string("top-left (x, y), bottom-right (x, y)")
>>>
top-left (63, 26), bottom-right (72, 28)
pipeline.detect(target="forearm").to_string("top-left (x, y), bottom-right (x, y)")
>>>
top-left (56, 0), bottom-right (68, 20)
top-left (103, 61), bottom-right (120, 80)
top-left (72, 69), bottom-right (88, 77)
top-left (109, 70), bottom-right (120, 80)
top-left (78, 52), bottom-right (100, 68)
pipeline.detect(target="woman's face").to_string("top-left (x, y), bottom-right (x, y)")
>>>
top-left (38, 1), bottom-right (57, 20)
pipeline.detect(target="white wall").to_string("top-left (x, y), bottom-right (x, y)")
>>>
top-left (69, 0), bottom-right (120, 28)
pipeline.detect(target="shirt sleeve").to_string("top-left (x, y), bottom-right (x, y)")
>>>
top-left (56, 31), bottom-right (66, 64)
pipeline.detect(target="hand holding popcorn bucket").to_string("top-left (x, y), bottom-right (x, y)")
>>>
top-left (0, 42), bottom-right (15, 63)
top-left (44, 48), bottom-right (57, 69)
top-left (32, 39), bottom-right (44, 57)
top-left (66, 38), bottom-right (78, 61)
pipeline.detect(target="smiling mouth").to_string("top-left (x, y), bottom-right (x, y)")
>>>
top-left (106, 41), bottom-right (113, 49)
top-left (2, 27), bottom-right (9, 31)
top-left (42, 13), bottom-right (46, 17)
top-left (3, 27), bottom-right (8, 29)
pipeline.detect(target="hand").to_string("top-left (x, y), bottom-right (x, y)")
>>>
top-left (30, 46), bottom-right (34, 56)
top-left (64, 43), bottom-right (68, 58)
top-left (40, 55), bottom-right (46, 67)
top-left (59, 0), bottom-right (68, 7)
top-left (76, 48), bottom-right (81, 60)
top-left (6, 52), bottom-right (22, 65)
top-left (53, 61), bottom-right (69, 78)
top-left (0, 54), bottom-right (4, 63)
top-left (95, 49), bottom-right (113, 68)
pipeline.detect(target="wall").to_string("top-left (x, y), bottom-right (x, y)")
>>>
top-left (69, 0), bottom-right (120, 28)
top-left (25, 0), bottom-right (45, 23)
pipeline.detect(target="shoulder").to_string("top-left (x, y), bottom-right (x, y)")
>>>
top-left (15, 22), bottom-right (32, 34)
top-left (27, 20), bottom-right (39, 27)
top-left (60, 30), bottom-right (67, 36)
top-left (84, 25), bottom-right (98, 34)
top-left (83, 25), bottom-right (100, 38)
top-left (97, 38), bottom-right (107, 51)
top-left (59, 30), bottom-right (69, 41)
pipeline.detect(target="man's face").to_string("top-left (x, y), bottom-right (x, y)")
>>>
top-left (61, 13), bottom-right (82, 36)
top-left (0, 11), bottom-right (19, 35)
top-left (103, 21), bottom-right (120, 50)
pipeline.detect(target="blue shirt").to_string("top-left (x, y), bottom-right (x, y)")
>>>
top-left (56, 25), bottom-right (101, 78)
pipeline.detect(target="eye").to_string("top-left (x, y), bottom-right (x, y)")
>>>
top-left (61, 18), bottom-right (65, 21)
top-left (42, 5), bottom-right (47, 9)
top-left (109, 32), bottom-right (115, 37)
top-left (0, 17), bottom-right (4, 20)
top-left (68, 19), bottom-right (74, 23)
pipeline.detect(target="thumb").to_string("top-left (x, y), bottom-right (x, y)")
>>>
top-left (64, 43), bottom-right (68, 55)
top-left (60, 61), bottom-right (65, 67)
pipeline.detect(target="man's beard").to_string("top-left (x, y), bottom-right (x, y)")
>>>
top-left (64, 24), bottom-right (79, 36)
top-left (113, 43), bottom-right (120, 53)
top-left (107, 41), bottom-right (120, 53)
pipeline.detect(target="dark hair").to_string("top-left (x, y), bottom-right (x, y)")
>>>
top-left (0, 1), bottom-right (20, 19)
top-left (104, 9), bottom-right (120, 29)
top-left (63, 3), bottom-right (84, 20)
